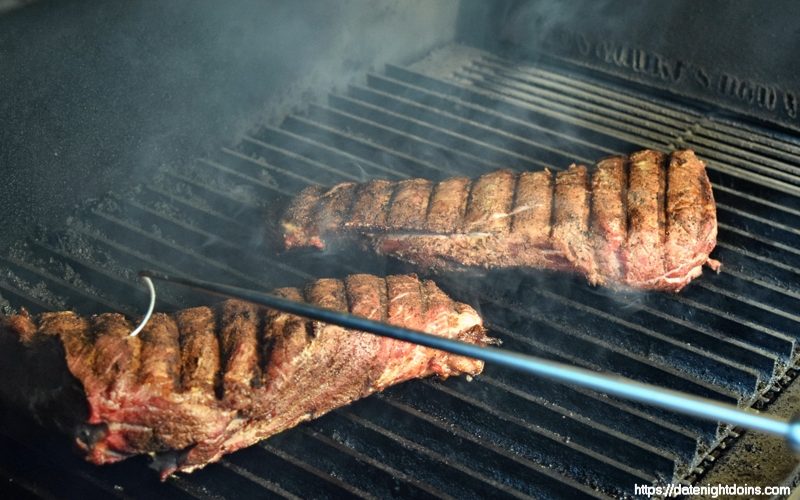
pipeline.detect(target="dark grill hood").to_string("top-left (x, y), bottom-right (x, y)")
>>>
top-left (2, 2), bottom-right (800, 499)
top-left (468, 0), bottom-right (800, 134)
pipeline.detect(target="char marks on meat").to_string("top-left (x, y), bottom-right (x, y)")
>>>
top-left (281, 149), bottom-right (720, 292)
top-left (0, 274), bottom-right (490, 478)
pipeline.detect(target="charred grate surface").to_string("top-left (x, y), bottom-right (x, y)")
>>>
top-left (1, 45), bottom-right (799, 499)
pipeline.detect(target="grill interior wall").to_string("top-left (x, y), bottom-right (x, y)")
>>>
top-left (1, 45), bottom-right (799, 499)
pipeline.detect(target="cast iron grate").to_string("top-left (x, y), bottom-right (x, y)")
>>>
top-left (1, 45), bottom-right (799, 499)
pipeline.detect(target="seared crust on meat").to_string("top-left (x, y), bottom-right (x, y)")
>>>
top-left (379, 275), bottom-right (426, 388)
top-left (625, 150), bottom-right (666, 284)
top-left (552, 165), bottom-right (597, 284)
top-left (91, 314), bottom-right (139, 393)
top-left (39, 312), bottom-right (94, 382)
top-left (426, 176), bottom-right (471, 233)
top-left (175, 307), bottom-right (220, 395)
top-left (665, 150), bottom-right (720, 284)
top-left (344, 274), bottom-right (390, 392)
top-left (282, 185), bottom-right (325, 250)
top-left (315, 183), bottom-right (358, 238)
top-left (346, 179), bottom-right (395, 230)
top-left (461, 169), bottom-right (516, 234)
top-left (511, 169), bottom-right (553, 246)
top-left (279, 149), bottom-right (719, 292)
top-left (591, 156), bottom-right (627, 283)
top-left (137, 313), bottom-right (180, 391)
top-left (219, 301), bottom-right (261, 411)
top-left (387, 179), bottom-right (432, 230)
top-left (0, 274), bottom-right (490, 478)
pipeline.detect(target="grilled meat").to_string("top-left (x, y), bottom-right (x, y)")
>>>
top-left (281, 149), bottom-right (720, 292)
top-left (0, 274), bottom-right (490, 478)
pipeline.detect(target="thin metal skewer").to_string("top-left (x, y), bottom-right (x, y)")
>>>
top-left (129, 276), bottom-right (156, 337)
top-left (138, 269), bottom-right (800, 451)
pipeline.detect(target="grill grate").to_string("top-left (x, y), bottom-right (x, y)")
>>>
top-left (2, 44), bottom-right (799, 499)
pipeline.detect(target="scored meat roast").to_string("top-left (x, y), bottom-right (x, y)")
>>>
top-left (0, 274), bottom-right (491, 478)
top-left (281, 149), bottom-right (720, 292)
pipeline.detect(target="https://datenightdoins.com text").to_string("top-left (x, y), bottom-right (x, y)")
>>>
top-left (635, 483), bottom-right (791, 498)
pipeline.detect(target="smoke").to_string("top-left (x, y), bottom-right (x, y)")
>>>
top-left (2, 0), bottom-right (666, 316)
top-left (0, 0), bottom-right (461, 250)
top-left (0, 0), bottom-right (475, 313)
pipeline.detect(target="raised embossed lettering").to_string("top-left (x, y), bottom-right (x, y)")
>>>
top-left (784, 92), bottom-right (798, 119)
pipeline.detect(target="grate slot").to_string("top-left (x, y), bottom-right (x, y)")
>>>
top-left (645, 293), bottom-right (795, 361)
top-left (303, 104), bottom-right (503, 176)
top-left (481, 303), bottom-right (738, 404)
top-left (28, 238), bottom-right (178, 311)
top-left (300, 427), bottom-right (451, 499)
top-left (346, 398), bottom-right (616, 499)
top-left (717, 204), bottom-right (800, 247)
top-left (463, 61), bottom-right (689, 138)
top-left (413, 379), bottom-right (679, 479)
top-left (685, 136), bottom-right (800, 181)
top-left (237, 136), bottom-right (374, 183)
top-left (267, 429), bottom-right (422, 499)
top-left (718, 225), bottom-right (800, 268)
top-left (303, 411), bottom-right (534, 499)
top-left (169, 464), bottom-right (292, 500)
top-left (479, 55), bottom-right (701, 123)
top-left (84, 208), bottom-right (296, 289)
top-left (141, 185), bottom-right (248, 240)
top-left (455, 68), bottom-right (675, 147)
top-left (328, 93), bottom-right (546, 170)
top-left (693, 281), bottom-right (800, 332)
top-left (251, 126), bottom-right (411, 180)
top-left (482, 324), bottom-right (718, 439)
top-left (372, 67), bottom-right (799, 218)
top-left (573, 284), bottom-right (778, 379)
top-left (715, 242), bottom-right (800, 278)
top-left (0, 433), bottom-right (124, 500)
top-left (695, 119), bottom-right (800, 162)
top-left (715, 262), bottom-right (800, 303)
top-left (533, 287), bottom-right (762, 395)
top-left (281, 114), bottom-right (454, 179)
top-left (479, 374), bottom-right (701, 464)
top-left (0, 256), bottom-right (129, 316)
top-left (216, 460), bottom-right (305, 499)
top-left (200, 153), bottom-right (292, 196)
top-left (350, 78), bottom-right (613, 161)
top-left (0, 276), bottom-right (64, 313)
top-left (164, 168), bottom-right (263, 215)
top-left (713, 184), bottom-right (800, 227)
top-left (217, 147), bottom-right (319, 193)
top-left (394, 61), bottom-right (800, 204)
top-left (369, 394), bottom-right (652, 496)
top-left (372, 70), bottom-right (642, 156)
top-left (223, 443), bottom-right (371, 499)
top-left (490, 281), bottom-right (763, 396)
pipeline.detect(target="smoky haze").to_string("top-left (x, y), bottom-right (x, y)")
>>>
top-left (0, 0), bottom-right (461, 250)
